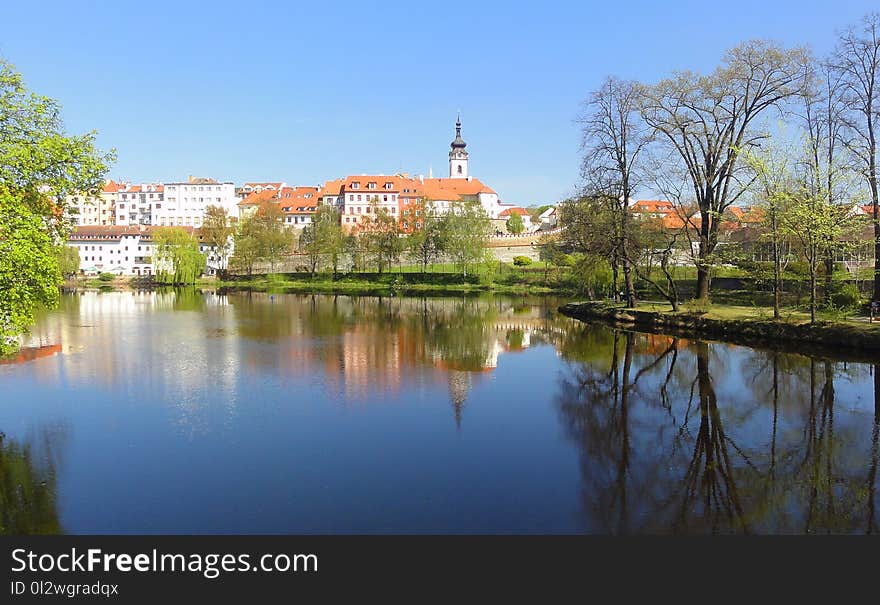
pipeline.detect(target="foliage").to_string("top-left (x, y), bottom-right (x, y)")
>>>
top-left (152, 227), bottom-right (206, 285)
top-left (199, 205), bottom-right (233, 271)
top-left (506, 212), bottom-right (525, 235)
top-left (405, 199), bottom-right (446, 272)
top-left (97, 272), bottom-right (115, 282)
top-left (0, 192), bottom-right (62, 354)
top-left (0, 60), bottom-right (112, 351)
top-left (56, 245), bottom-right (80, 278)
top-left (357, 199), bottom-right (403, 273)
top-left (299, 207), bottom-right (344, 275)
top-left (440, 201), bottom-right (491, 277)
top-left (827, 282), bottom-right (863, 310)
top-left (512, 255), bottom-right (532, 266)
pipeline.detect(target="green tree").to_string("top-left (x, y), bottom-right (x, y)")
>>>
top-left (0, 193), bottom-right (62, 354)
top-left (56, 245), bottom-right (80, 279)
top-left (0, 60), bottom-right (113, 351)
top-left (359, 198), bottom-right (402, 273)
top-left (252, 202), bottom-right (293, 274)
top-left (506, 211), bottom-right (525, 235)
top-left (440, 201), bottom-right (490, 277)
top-left (406, 198), bottom-right (446, 272)
top-left (153, 227), bottom-right (206, 285)
top-left (230, 217), bottom-right (262, 276)
top-left (199, 205), bottom-right (233, 275)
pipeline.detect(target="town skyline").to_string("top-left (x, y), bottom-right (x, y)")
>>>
top-left (3, 0), bottom-right (877, 206)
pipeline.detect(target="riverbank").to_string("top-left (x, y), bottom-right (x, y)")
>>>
top-left (206, 274), bottom-right (560, 296)
top-left (559, 301), bottom-right (880, 360)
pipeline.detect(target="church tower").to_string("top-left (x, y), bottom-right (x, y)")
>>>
top-left (448, 113), bottom-right (469, 178)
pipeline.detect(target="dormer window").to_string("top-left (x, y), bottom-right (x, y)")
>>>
top-left (351, 182), bottom-right (360, 189)
top-left (368, 182), bottom-right (376, 189)
top-left (384, 182), bottom-right (392, 190)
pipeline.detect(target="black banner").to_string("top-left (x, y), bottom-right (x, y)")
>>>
top-left (1, 535), bottom-right (876, 602)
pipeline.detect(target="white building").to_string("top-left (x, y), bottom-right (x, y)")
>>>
top-left (114, 183), bottom-right (164, 226)
top-left (65, 180), bottom-right (124, 226)
top-left (70, 226), bottom-right (232, 277)
top-left (159, 177), bottom-right (239, 226)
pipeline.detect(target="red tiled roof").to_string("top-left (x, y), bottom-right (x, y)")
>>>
top-left (498, 206), bottom-right (529, 217)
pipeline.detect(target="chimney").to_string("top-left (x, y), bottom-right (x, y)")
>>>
top-left (418, 175), bottom-right (424, 183)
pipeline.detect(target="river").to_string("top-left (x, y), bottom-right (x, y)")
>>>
top-left (0, 290), bottom-right (877, 534)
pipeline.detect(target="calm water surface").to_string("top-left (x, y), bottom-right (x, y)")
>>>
top-left (1, 291), bottom-right (878, 534)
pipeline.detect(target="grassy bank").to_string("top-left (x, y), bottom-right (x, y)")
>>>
top-left (202, 272), bottom-right (561, 296)
top-left (559, 300), bottom-right (880, 360)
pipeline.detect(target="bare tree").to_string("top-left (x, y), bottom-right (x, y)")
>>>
top-left (578, 77), bottom-right (651, 308)
top-left (834, 13), bottom-right (880, 302)
top-left (641, 40), bottom-right (808, 301)
top-left (800, 57), bottom-right (851, 304)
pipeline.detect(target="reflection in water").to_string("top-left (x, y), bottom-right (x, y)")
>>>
top-left (0, 290), bottom-right (878, 533)
top-left (555, 329), bottom-right (880, 534)
top-left (0, 428), bottom-right (64, 534)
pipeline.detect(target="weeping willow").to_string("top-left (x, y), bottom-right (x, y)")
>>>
top-left (153, 227), bottom-right (206, 285)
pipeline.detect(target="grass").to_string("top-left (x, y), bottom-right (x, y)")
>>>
top-left (627, 300), bottom-right (870, 326)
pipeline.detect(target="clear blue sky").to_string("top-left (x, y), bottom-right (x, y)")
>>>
top-left (2, 0), bottom-right (877, 205)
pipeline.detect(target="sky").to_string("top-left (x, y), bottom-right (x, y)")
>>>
top-left (2, 0), bottom-right (878, 205)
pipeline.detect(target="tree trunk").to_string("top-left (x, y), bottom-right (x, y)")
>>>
top-left (622, 260), bottom-right (636, 308)
top-left (810, 266), bottom-right (817, 324)
top-left (824, 251), bottom-right (834, 308)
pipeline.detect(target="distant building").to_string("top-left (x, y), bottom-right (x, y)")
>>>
top-left (70, 225), bottom-right (231, 276)
top-left (114, 183), bottom-right (164, 226)
top-left (160, 177), bottom-right (239, 226)
top-left (65, 180), bottom-right (124, 226)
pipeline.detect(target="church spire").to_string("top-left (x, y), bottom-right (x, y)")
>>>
top-left (449, 113), bottom-right (469, 178)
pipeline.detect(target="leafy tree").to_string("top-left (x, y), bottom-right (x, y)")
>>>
top-left (506, 211), bottom-right (525, 235)
top-left (440, 201), bottom-right (490, 277)
top-left (0, 193), bottom-right (61, 354)
top-left (56, 245), bottom-right (80, 279)
top-left (152, 227), bottom-right (206, 285)
top-left (230, 219), bottom-right (262, 276)
top-left (0, 59), bottom-right (112, 351)
top-left (406, 198), bottom-right (446, 272)
top-left (740, 143), bottom-right (798, 318)
top-left (200, 205), bottom-right (234, 274)
top-left (252, 201), bottom-right (293, 274)
top-left (298, 208), bottom-right (342, 276)
top-left (358, 199), bottom-right (403, 273)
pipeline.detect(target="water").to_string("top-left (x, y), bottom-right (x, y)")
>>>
top-left (1, 291), bottom-right (877, 534)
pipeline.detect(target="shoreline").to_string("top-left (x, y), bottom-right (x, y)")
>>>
top-left (558, 301), bottom-right (880, 363)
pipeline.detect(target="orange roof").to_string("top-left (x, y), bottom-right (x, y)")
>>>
top-left (418, 177), bottom-right (496, 200)
top-left (238, 189), bottom-right (279, 206)
top-left (861, 204), bottom-right (876, 216)
top-left (102, 180), bottom-right (123, 193)
top-left (279, 186), bottom-right (320, 214)
top-left (243, 182), bottom-right (283, 189)
top-left (320, 179), bottom-right (346, 197)
top-left (498, 206), bottom-right (529, 217)
top-left (632, 200), bottom-right (674, 213)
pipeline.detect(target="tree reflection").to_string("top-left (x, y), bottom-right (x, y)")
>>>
top-left (555, 329), bottom-right (880, 534)
top-left (0, 429), bottom-right (63, 534)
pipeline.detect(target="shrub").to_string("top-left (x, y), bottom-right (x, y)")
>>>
top-left (98, 272), bottom-right (116, 282)
top-left (554, 253), bottom-right (575, 267)
top-left (512, 256), bottom-right (532, 266)
top-left (828, 282), bottom-right (862, 311)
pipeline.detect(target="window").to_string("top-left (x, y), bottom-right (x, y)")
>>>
top-left (368, 182), bottom-right (376, 190)
top-left (383, 195), bottom-right (388, 202)
top-left (457, 165), bottom-right (462, 174)
top-left (415, 221), bottom-right (422, 228)
top-left (351, 182), bottom-right (360, 189)
top-left (384, 183), bottom-right (392, 190)
top-left (349, 195), bottom-right (354, 201)
top-left (357, 194), bottom-right (362, 201)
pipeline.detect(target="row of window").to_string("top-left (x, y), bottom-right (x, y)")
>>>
top-left (166, 185), bottom-right (225, 192)
top-left (349, 182), bottom-right (394, 190)
top-left (346, 206), bottom-right (397, 215)
top-left (347, 194), bottom-right (397, 202)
